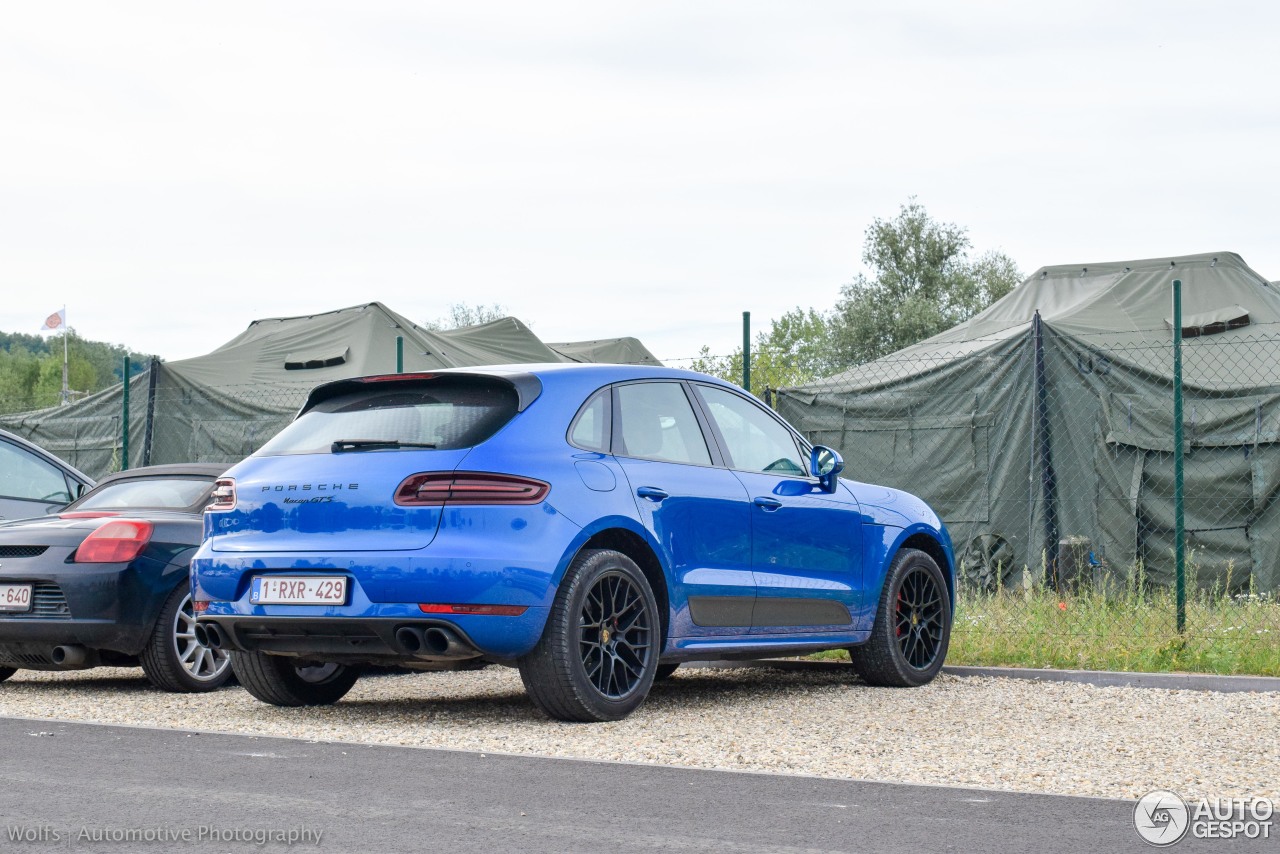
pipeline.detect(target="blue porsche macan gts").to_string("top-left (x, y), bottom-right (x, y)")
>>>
top-left (191, 364), bottom-right (955, 721)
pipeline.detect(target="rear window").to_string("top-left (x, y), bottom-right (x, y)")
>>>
top-left (256, 377), bottom-right (520, 456)
top-left (74, 477), bottom-right (214, 510)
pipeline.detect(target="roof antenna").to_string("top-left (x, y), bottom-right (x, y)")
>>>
top-left (1040, 270), bottom-right (1047, 279)
top-left (1211, 257), bottom-right (1218, 266)
top-left (1080, 267), bottom-right (1088, 277)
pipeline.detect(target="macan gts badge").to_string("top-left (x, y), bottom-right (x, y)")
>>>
top-left (190, 364), bottom-right (956, 721)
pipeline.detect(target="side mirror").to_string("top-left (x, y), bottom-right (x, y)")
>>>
top-left (809, 445), bottom-right (844, 493)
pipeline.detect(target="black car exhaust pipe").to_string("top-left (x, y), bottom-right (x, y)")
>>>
top-left (51, 645), bottom-right (87, 668)
top-left (395, 626), bottom-right (426, 654)
top-left (423, 627), bottom-right (474, 658)
top-left (197, 623), bottom-right (224, 649)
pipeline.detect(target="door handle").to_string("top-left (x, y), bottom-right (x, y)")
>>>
top-left (636, 486), bottom-right (669, 502)
top-left (752, 496), bottom-right (783, 511)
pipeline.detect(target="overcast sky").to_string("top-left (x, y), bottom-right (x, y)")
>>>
top-left (2, 1), bottom-right (1277, 365)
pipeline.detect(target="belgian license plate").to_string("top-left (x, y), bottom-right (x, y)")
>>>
top-left (250, 576), bottom-right (348, 606)
top-left (0, 583), bottom-right (33, 613)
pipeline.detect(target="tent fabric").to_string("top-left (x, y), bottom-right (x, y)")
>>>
top-left (0, 302), bottom-right (661, 479)
top-left (777, 252), bottom-right (1280, 593)
top-left (548, 337), bottom-right (663, 366)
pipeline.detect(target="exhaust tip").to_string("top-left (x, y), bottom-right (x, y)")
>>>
top-left (202, 624), bottom-right (224, 649)
top-left (51, 645), bottom-right (87, 667)
top-left (193, 624), bottom-right (210, 646)
top-left (423, 628), bottom-right (451, 656)
top-left (395, 626), bottom-right (424, 653)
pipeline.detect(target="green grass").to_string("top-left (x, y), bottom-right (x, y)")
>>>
top-left (806, 571), bottom-right (1280, 676)
top-left (950, 585), bottom-right (1280, 676)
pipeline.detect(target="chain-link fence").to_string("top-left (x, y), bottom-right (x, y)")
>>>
top-left (3, 333), bottom-right (1278, 676)
top-left (768, 314), bottom-right (1280, 676)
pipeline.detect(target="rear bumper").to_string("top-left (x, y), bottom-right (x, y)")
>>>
top-left (196, 611), bottom-right (547, 662)
top-left (0, 560), bottom-right (180, 659)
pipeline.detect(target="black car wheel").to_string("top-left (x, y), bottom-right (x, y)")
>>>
top-left (849, 548), bottom-right (951, 687)
top-left (232, 651), bottom-right (361, 707)
top-left (0, 667), bottom-right (14, 683)
top-left (519, 548), bottom-right (660, 722)
top-left (140, 586), bottom-right (233, 693)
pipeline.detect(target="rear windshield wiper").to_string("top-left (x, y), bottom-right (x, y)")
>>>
top-left (330, 440), bottom-right (438, 453)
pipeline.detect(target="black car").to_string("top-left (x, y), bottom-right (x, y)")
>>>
top-left (0, 428), bottom-right (94, 523)
top-left (0, 463), bottom-right (232, 692)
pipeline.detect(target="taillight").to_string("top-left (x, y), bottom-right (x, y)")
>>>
top-left (419, 603), bottom-right (528, 616)
top-left (75, 519), bottom-right (154, 563)
top-left (209, 478), bottom-right (237, 511)
top-left (394, 472), bottom-right (550, 506)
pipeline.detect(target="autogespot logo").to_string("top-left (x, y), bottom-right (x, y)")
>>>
top-left (1135, 791), bottom-right (1190, 846)
top-left (1134, 790), bottom-right (1275, 846)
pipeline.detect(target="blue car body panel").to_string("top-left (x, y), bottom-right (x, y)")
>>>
top-left (191, 364), bottom-right (954, 663)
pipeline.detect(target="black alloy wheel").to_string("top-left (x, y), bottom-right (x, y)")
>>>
top-left (578, 570), bottom-right (654, 699)
top-left (894, 564), bottom-right (946, 669)
top-left (519, 548), bottom-right (661, 722)
top-left (849, 548), bottom-right (952, 687)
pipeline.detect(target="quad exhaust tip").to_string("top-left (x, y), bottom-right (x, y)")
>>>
top-left (394, 625), bottom-right (477, 659)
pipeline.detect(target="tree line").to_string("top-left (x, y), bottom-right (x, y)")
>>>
top-left (692, 199), bottom-right (1022, 389)
top-left (0, 331), bottom-right (153, 413)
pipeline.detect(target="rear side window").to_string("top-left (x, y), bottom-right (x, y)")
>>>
top-left (257, 377), bottom-right (519, 455)
top-left (613, 382), bottom-right (711, 466)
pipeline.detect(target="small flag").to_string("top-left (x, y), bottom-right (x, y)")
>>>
top-left (41, 309), bottom-right (65, 331)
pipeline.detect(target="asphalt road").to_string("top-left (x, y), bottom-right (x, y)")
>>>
top-left (0, 716), bottom-right (1262, 854)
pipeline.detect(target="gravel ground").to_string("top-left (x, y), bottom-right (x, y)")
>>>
top-left (1, 664), bottom-right (1276, 802)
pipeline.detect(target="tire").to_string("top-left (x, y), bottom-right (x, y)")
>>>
top-left (140, 585), bottom-right (233, 693)
top-left (519, 549), bottom-right (661, 722)
top-left (849, 548), bottom-right (951, 687)
top-left (0, 667), bottom-right (15, 683)
top-left (231, 652), bottom-right (361, 707)
top-left (654, 663), bottom-right (680, 681)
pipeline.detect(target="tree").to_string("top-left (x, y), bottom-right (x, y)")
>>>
top-left (0, 331), bottom-right (152, 412)
top-left (832, 200), bottom-right (1022, 365)
top-left (421, 303), bottom-right (510, 331)
top-left (690, 307), bottom-right (841, 392)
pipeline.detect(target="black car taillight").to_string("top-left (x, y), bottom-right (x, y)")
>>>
top-left (209, 478), bottom-right (237, 511)
top-left (394, 472), bottom-right (550, 506)
top-left (75, 519), bottom-right (154, 563)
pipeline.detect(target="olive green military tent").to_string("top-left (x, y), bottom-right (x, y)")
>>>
top-left (776, 252), bottom-right (1280, 594)
top-left (548, 337), bottom-right (662, 366)
top-left (1, 302), bottom-right (660, 478)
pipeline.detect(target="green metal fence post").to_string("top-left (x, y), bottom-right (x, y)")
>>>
top-left (1172, 278), bottom-right (1186, 634)
top-left (742, 311), bottom-right (751, 392)
top-left (396, 336), bottom-right (404, 373)
top-left (121, 355), bottom-right (130, 471)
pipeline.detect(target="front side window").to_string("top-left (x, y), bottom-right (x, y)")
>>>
top-left (257, 377), bottom-right (519, 456)
top-left (0, 441), bottom-right (70, 503)
top-left (696, 385), bottom-right (806, 476)
top-left (613, 382), bottom-right (711, 466)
